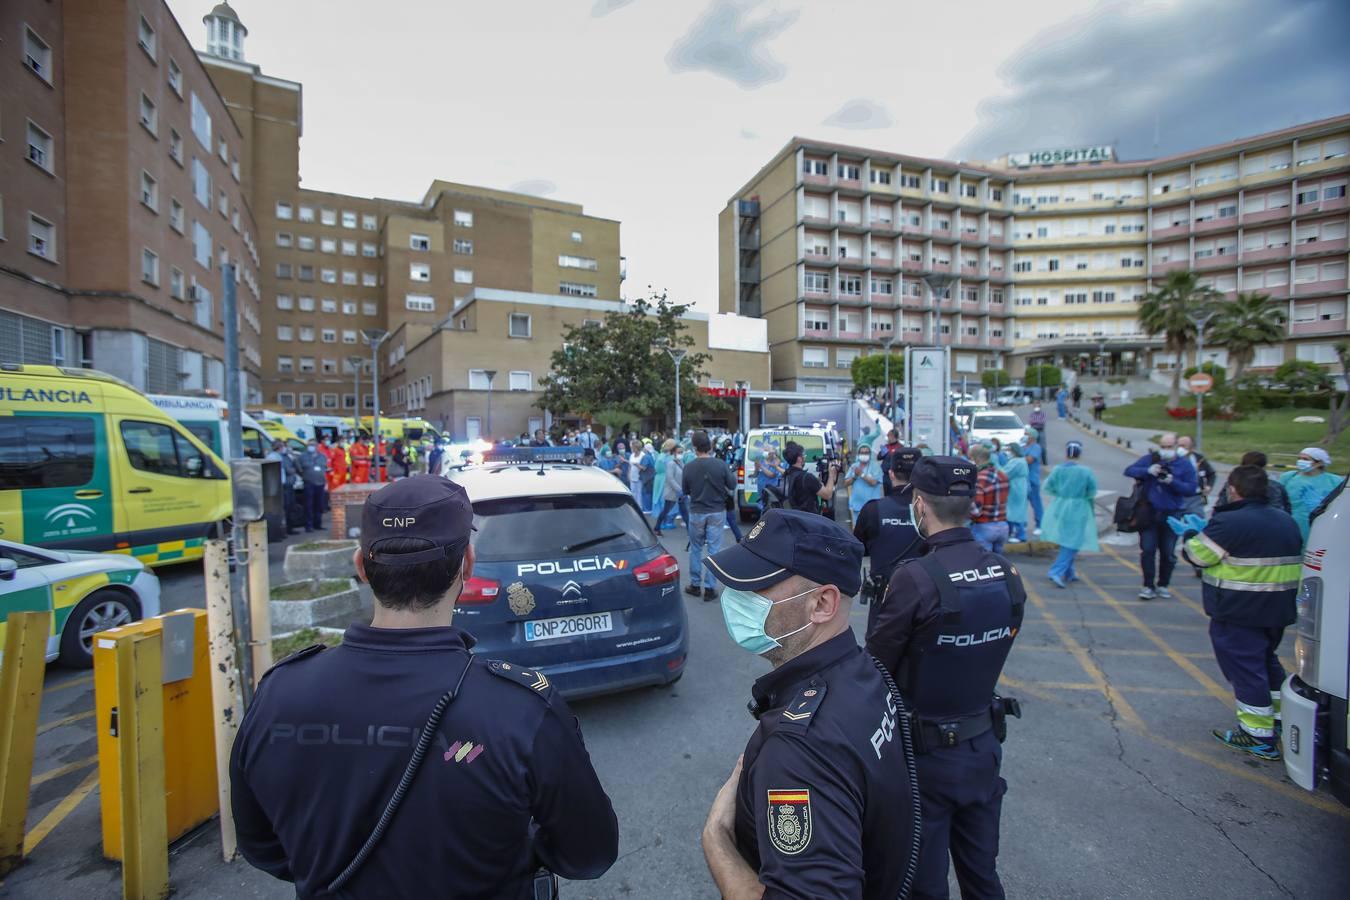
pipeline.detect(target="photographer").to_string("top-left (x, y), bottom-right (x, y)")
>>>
top-left (230, 476), bottom-right (618, 898)
top-left (783, 441), bottom-right (838, 516)
top-left (1123, 432), bottom-right (1197, 601)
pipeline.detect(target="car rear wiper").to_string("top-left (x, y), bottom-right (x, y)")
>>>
top-left (562, 532), bottom-right (626, 553)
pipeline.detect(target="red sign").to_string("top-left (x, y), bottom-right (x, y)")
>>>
top-left (701, 386), bottom-right (748, 399)
top-left (1187, 373), bottom-right (1214, 394)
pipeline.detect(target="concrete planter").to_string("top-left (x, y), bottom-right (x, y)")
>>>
top-left (270, 578), bottom-right (362, 630)
top-left (283, 540), bottom-right (358, 582)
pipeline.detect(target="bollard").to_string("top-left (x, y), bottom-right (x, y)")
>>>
top-left (115, 631), bottom-right (170, 900)
top-left (204, 539), bottom-right (241, 862)
top-left (245, 520), bottom-right (273, 685)
top-left (0, 612), bottom-right (48, 876)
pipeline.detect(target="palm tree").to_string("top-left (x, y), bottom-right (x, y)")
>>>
top-left (1138, 271), bottom-right (1219, 408)
top-left (1208, 291), bottom-right (1286, 384)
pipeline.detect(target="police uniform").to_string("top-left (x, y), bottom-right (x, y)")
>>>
top-left (853, 448), bottom-right (925, 633)
top-left (229, 476), bottom-right (618, 899)
top-left (865, 457), bottom-right (1025, 900)
top-left (707, 510), bottom-right (920, 900)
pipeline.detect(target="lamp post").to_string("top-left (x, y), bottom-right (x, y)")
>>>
top-left (483, 370), bottom-right (497, 441)
top-left (1187, 309), bottom-right (1216, 453)
top-left (881, 336), bottom-right (896, 422)
top-left (734, 380), bottom-right (748, 432)
top-left (346, 355), bottom-right (364, 432)
top-left (922, 272), bottom-right (955, 395)
top-left (361, 328), bottom-right (389, 480)
top-left (662, 345), bottom-right (688, 439)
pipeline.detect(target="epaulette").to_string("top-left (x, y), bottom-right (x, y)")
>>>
top-left (484, 659), bottom-right (554, 700)
top-left (778, 680), bottom-right (826, 731)
top-left (258, 643), bottom-right (325, 686)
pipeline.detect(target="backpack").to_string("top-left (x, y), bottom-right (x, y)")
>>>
top-left (1114, 479), bottom-right (1154, 533)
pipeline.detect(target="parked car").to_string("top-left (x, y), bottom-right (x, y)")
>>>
top-left (953, 401), bottom-right (990, 432)
top-left (968, 410), bottom-right (1029, 448)
top-left (995, 386), bottom-right (1038, 406)
top-left (0, 538), bottom-right (161, 667)
top-left (446, 454), bottom-right (687, 698)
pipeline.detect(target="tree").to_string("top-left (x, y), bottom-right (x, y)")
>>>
top-left (1138, 270), bottom-right (1219, 408)
top-left (851, 353), bottom-right (904, 392)
top-left (1273, 359), bottom-right (1332, 393)
top-left (1024, 364), bottom-right (1061, 395)
top-left (1207, 291), bottom-right (1285, 384)
top-left (981, 369), bottom-right (1011, 388)
top-left (536, 290), bottom-right (720, 431)
top-left (1326, 341), bottom-right (1350, 445)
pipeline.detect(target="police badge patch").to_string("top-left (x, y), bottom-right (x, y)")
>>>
top-left (507, 581), bottom-right (536, 616)
top-left (765, 789), bottom-right (812, 854)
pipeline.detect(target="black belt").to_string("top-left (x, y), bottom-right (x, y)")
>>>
top-left (915, 709), bottom-right (993, 751)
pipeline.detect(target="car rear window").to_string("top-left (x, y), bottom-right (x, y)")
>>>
top-left (974, 414), bottom-right (1023, 429)
top-left (471, 493), bottom-right (652, 561)
top-left (749, 433), bottom-right (824, 463)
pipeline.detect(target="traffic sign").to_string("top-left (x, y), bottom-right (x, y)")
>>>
top-left (1188, 372), bottom-right (1214, 394)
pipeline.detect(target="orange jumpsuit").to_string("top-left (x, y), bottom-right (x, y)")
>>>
top-left (350, 440), bottom-right (371, 484)
top-left (327, 444), bottom-right (350, 491)
top-left (375, 438), bottom-right (388, 482)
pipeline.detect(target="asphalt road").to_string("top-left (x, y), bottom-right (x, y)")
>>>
top-left (6, 425), bottom-right (1349, 898)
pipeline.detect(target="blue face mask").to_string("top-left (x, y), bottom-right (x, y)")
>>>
top-left (720, 585), bottom-right (817, 655)
top-left (1296, 458), bottom-right (1313, 471)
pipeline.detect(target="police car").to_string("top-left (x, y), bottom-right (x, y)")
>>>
top-left (0, 537), bottom-right (161, 667)
top-left (446, 449), bottom-right (687, 698)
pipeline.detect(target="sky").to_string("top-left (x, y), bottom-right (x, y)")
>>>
top-left (168, 0), bottom-right (1350, 313)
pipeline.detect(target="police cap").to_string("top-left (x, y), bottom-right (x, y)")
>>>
top-left (707, 509), bottom-right (864, 596)
top-left (909, 455), bottom-right (977, 497)
top-left (360, 474), bottom-right (475, 567)
top-left (889, 447), bottom-right (923, 476)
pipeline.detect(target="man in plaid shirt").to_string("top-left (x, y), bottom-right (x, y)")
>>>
top-left (969, 444), bottom-right (1011, 553)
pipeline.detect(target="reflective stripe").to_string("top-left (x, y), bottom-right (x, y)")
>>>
top-left (1236, 700), bottom-right (1275, 738)
top-left (1223, 555), bottom-right (1303, 567)
top-left (1185, 532), bottom-right (1225, 568)
top-left (1203, 575), bottom-right (1300, 592)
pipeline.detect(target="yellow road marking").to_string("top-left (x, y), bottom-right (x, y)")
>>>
top-left (30, 754), bottom-right (98, 787)
top-left (1101, 544), bottom-right (1208, 617)
top-left (1021, 617), bottom-right (1205, 632)
top-left (43, 674), bottom-right (93, 694)
top-left (1015, 645), bottom-right (1214, 659)
top-left (996, 674), bottom-right (1057, 703)
top-left (1019, 679), bottom-right (1212, 697)
top-left (22, 769), bottom-right (99, 853)
top-left (1024, 585), bottom-right (1145, 729)
top-left (36, 710), bottom-right (94, 735)
top-left (1078, 572), bottom-right (1231, 705)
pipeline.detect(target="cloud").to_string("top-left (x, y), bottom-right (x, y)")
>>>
top-left (954, 0), bottom-right (1350, 162)
top-left (666, 0), bottom-right (800, 89)
top-left (591, 0), bottom-right (637, 16)
top-left (822, 98), bottom-right (893, 130)
top-left (509, 178), bottom-right (557, 197)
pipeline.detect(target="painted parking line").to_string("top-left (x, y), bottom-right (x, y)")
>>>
top-left (30, 754), bottom-right (99, 787)
top-left (36, 709), bottom-right (95, 736)
top-left (1015, 645), bottom-right (1214, 660)
top-left (23, 770), bottom-right (100, 854)
top-left (1100, 544), bottom-right (1209, 618)
top-left (1019, 679), bottom-right (1214, 697)
top-left (42, 674), bottom-right (94, 694)
top-left (1021, 616), bottom-right (1208, 632)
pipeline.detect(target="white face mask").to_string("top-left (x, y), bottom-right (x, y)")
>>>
top-left (1159, 448), bottom-right (1177, 461)
top-left (1177, 447), bottom-right (1190, 457)
top-left (909, 498), bottom-right (926, 537)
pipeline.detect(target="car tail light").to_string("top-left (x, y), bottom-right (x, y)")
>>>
top-left (737, 465), bottom-right (745, 481)
top-left (459, 575), bottom-right (500, 605)
top-left (633, 553), bottom-right (679, 587)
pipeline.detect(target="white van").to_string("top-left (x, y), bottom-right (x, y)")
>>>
top-left (149, 395), bottom-right (271, 460)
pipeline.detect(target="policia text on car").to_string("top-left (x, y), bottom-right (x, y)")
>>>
top-left (229, 476), bottom-right (619, 899)
top-left (867, 456), bottom-right (1026, 900)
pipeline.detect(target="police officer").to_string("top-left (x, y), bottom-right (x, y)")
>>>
top-left (230, 475), bottom-right (618, 899)
top-left (701, 509), bottom-right (920, 900)
top-left (853, 447), bottom-right (924, 631)
top-left (866, 456), bottom-right (1025, 900)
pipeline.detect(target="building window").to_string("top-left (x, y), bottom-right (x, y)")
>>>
top-left (298, 265), bottom-right (314, 281)
top-left (277, 357), bottom-right (293, 373)
top-left (321, 328), bottom-right (337, 343)
top-left (298, 295), bottom-right (315, 311)
top-left (25, 213), bottom-right (54, 260)
top-left (321, 394), bottom-right (339, 410)
top-left (141, 249), bottom-right (159, 285)
top-left (193, 221), bottom-right (212, 269)
top-left (342, 270), bottom-right (357, 285)
top-left (341, 210), bottom-right (357, 229)
top-left (362, 301), bottom-right (378, 316)
top-left (453, 268), bottom-right (473, 285)
top-left (136, 171), bottom-right (161, 213)
top-left (362, 213), bottom-right (377, 231)
top-left (166, 129), bottom-right (184, 166)
top-left (276, 294), bottom-right (293, 310)
top-left (298, 356), bottom-right (316, 373)
top-left (299, 393), bottom-right (316, 410)
top-left (298, 205), bottom-right (315, 223)
top-left (508, 313), bottom-right (531, 338)
top-left (169, 266), bottom-right (185, 300)
top-left (138, 15), bottom-right (157, 60)
top-left (342, 300), bottom-right (357, 315)
top-left (26, 121), bottom-right (54, 173)
top-left (319, 236), bottom-right (336, 254)
top-left (217, 187), bottom-right (229, 217)
top-left (559, 254), bottom-right (598, 271)
top-left (870, 170), bottom-right (892, 185)
top-left (322, 359), bottom-right (338, 374)
top-left (277, 325), bottom-right (293, 341)
top-left (410, 262), bottom-right (431, 282)
top-left (276, 232), bottom-right (295, 249)
top-left (838, 164), bottom-right (860, 180)
top-left (509, 371), bottom-right (532, 391)
top-left (362, 272), bottom-right (378, 286)
top-left (405, 293), bottom-right (435, 312)
top-left (296, 235), bottom-right (315, 251)
top-left (192, 158), bottom-right (211, 208)
top-left (453, 238), bottom-right (473, 255)
top-left (139, 94), bottom-right (157, 134)
top-left (454, 209), bottom-right (473, 227)
top-left (276, 262), bottom-right (292, 279)
top-left (410, 233), bottom-right (431, 251)
top-left (320, 208), bottom-right (337, 226)
top-left (23, 27), bottom-right (52, 82)
top-left (802, 347), bottom-right (828, 368)
top-left (341, 239), bottom-right (357, 256)
top-left (930, 178), bottom-right (949, 193)
top-left (804, 271), bottom-right (830, 293)
top-left (560, 281), bottom-right (597, 297)
top-left (342, 330), bottom-right (358, 344)
top-left (167, 58), bottom-right (183, 96)
top-left (362, 242), bottom-right (378, 257)
top-left (298, 326), bottom-right (315, 342)
top-left (276, 392), bottom-right (295, 408)
top-left (320, 298), bottom-right (337, 313)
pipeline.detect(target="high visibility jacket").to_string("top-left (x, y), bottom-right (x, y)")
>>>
top-left (1181, 497), bottom-right (1302, 628)
top-left (328, 447), bottom-right (350, 487)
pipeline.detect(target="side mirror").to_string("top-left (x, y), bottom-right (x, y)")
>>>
top-left (0, 558), bottom-right (18, 580)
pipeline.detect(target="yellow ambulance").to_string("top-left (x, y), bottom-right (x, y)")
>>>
top-left (0, 365), bottom-right (232, 566)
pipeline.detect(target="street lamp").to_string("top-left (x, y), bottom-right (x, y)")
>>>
top-left (881, 336), bottom-right (896, 422)
top-left (662, 345), bottom-right (688, 439)
top-left (346, 355), bottom-right (364, 430)
top-left (922, 272), bottom-right (954, 346)
top-left (483, 369), bottom-right (497, 441)
top-left (735, 380), bottom-right (749, 431)
top-left (362, 328), bottom-right (389, 480)
top-left (1187, 308), bottom-right (1216, 453)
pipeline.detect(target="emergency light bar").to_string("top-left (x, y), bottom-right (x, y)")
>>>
top-left (479, 446), bottom-right (586, 464)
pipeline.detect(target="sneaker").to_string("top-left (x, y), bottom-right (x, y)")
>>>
top-left (703, 588), bottom-right (718, 602)
top-left (1213, 728), bottom-right (1281, 761)
top-left (684, 584), bottom-right (702, 598)
top-left (1138, 587), bottom-right (1156, 600)
top-left (1033, 528), bottom-right (1042, 536)
top-left (1049, 574), bottom-right (1067, 589)
top-left (1156, 587), bottom-right (1173, 599)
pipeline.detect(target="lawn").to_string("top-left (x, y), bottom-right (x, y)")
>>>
top-left (1099, 398), bottom-right (1349, 470)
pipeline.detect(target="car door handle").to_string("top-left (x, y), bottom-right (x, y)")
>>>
top-left (128, 487), bottom-right (153, 494)
top-left (74, 490), bottom-right (104, 499)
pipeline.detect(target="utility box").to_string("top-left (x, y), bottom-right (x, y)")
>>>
top-left (93, 610), bottom-right (218, 860)
top-left (233, 457), bottom-right (285, 542)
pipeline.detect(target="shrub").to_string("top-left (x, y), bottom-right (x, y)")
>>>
top-left (1273, 359), bottom-right (1333, 393)
top-left (981, 369), bottom-right (1011, 388)
top-left (1023, 364), bottom-right (1061, 388)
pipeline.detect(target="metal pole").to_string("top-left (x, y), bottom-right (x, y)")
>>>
top-left (371, 342), bottom-right (382, 480)
top-left (1195, 327), bottom-right (1205, 453)
top-left (484, 370), bottom-right (496, 440)
top-left (348, 356), bottom-right (363, 425)
top-left (221, 263), bottom-right (252, 702)
top-left (674, 357), bottom-right (682, 438)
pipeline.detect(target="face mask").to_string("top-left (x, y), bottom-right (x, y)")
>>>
top-left (1296, 459), bottom-right (1313, 471)
top-left (1159, 448), bottom-right (1176, 461)
top-left (858, 455), bottom-right (871, 465)
top-left (1177, 447), bottom-right (1190, 457)
top-left (909, 499), bottom-right (926, 537)
top-left (720, 585), bottom-right (818, 655)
